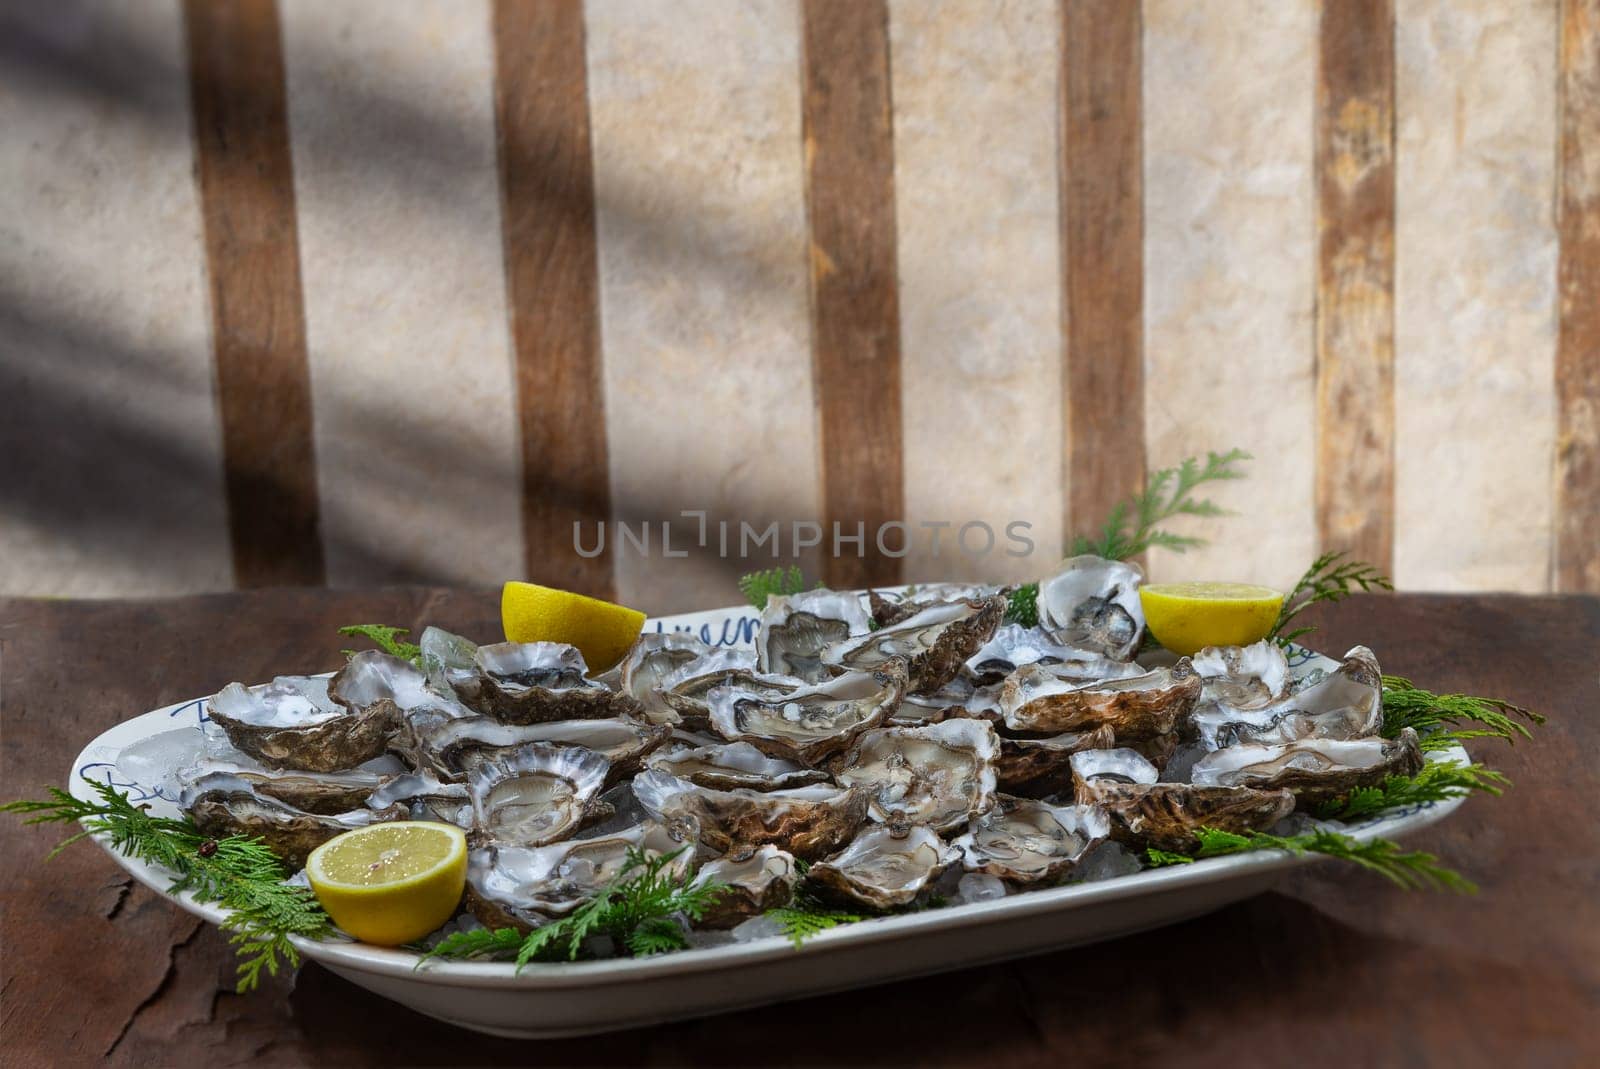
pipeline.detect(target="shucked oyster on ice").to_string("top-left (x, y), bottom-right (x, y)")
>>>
top-left (828, 719), bottom-right (1000, 834)
top-left (655, 649), bottom-right (781, 731)
top-left (807, 824), bottom-right (959, 910)
top-left (868, 583), bottom-right (1003, 629)
top-left (691, 845), bottom-right (800, 928)
top-left (1036, 555), bottom-right (1145, 660)
top-left (999, 661), bottom-right (1202, 740)
top-left (643, 740), bottom-right (829, 792)
top-left (208, 671), bottom-right (395, 774)
top-left (757, 590), bottom-right (871, 683)
top-left (821, 596), bottom-right (1006, 695)
top-left (964, 624), bottom-right (1144, 687)
top-left (1069, 747), bottom-right (1295, 851)
top-left (618, 632), bottom-right (715, 722)
top-left (422, 626), bottom-right (643, 724)
top-left (706, 664), bottom-right (907, 767)
top-left (395, 711), bottom-right (669, 785)
top-left (633, 769), bottom-right (869, 861)
top-left (1189, 646), bottom-right (1383, 750)
top-left (465, 821), bottom-right (693, 932)
top-left (1190, 641), bottom-right (1289, 711)
top-left (467, 744), bottom-right (613, 846)
top-left (993, 724), bottom-right (1115, 798)
top-left (952, 796), bottom-right (1110, 886)
top-left (1188, 728), bottom-right (1424, 807)
top-left (365, 770), bottom-right (471, 826)
top-left (181, 771), bottom-right (406, 867)
top-left (176, 753), bottom-right (402, 815)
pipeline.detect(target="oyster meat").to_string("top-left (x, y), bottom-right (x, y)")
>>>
top-left (618, 632), bottom-right (715, 723)
top-left (807, 824), bottom-right (959, 910)
top-left (180, 771), bottom-right (406, 867)
top-left (467, 744), bottom-right (613, 846)
top-left (706, 664), bottom-right (907, 767)
top-left (643, 740), bottom-right (829, 792)
top-left (1188, 728), bottom-right (1425, 807)
top-left (758, 590), bottom-right (871, 682)
top-left (208, 671), bottom-right (396, 774)
top-left (397, 712), bottom-right (668, 784)
top-left (692, 845), bottom-right (800, 928)
top-left (999, 661), bottom-right (1202, 740)
top-left (993, 724), bottom-right (1115, 798)
top-left (655, 649), bottom-right (779, 731)
top-left (821, 596), bottom-right (1006, 695)
top-left (1190, 641), bottom-right (1290, 710)
top-left (632, 770), bottom-right (868, 861)
top-left (829, 719), bottom-right (1000, 833)
top-left (1035, 555), bottom-right (1145, 660)
top-left (952, 796), bottom-right (1110, 886)
top-left (1069, 747), bottom-right (1296, 851)
top-left (1190, 646), bottom-right (1383, 750)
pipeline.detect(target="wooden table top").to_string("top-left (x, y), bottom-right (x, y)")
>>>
top-left (2, 590), bottom-right (1595, 1068)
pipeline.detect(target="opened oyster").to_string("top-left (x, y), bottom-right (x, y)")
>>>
top-left (1190, 646), bottom-right (1382, 750)
top-left (706, 664), bottom-right (907, 766)
top-left (632, 770), bottom-right (868, 861)
top-left (993, 725), bottom-right (1115, 798)
top-left (821, 596), bottom-right (1005, 695)
top-left (829, 719), bottom-right (1000, 833)
top-left (365, 770), bottom-right (471, 825)
top-left (953, 796), bottom-right (1110, 886)
top-left (807, 824), bottom-right (959, 909)
top-left (643, 741), bottom-right (829, 792)
top-left (465, 821), bottom-right (692, 932)
top-left (965, 624), bottom-right (1144, 686)
top-left (655, 649), bottom-right (779, 730)
top-left (1036, 555), bottom-right (1145, 659)
top-left (397, 712), bottom-right (668, 784)
top-left (1190, 641), bottom-right (1290, 710)
top-left (467, 745), bottom-right (613, 846)
top-left (181, 771), bottom-right (406, 867)
top-left (208, 671), bottom-right (395, 773)
top-left (1188, 728), bottom-right (1424, 806)
top-left (999, 661), bottom-right (1201, 740)
top-left (1069, 747), bottom-right (1295, 851)
top-left (618, 632), bottom-right (715, 722)
top-left (758, 590), bottom-right (871, 682)
top-left (692, 845), bottom-right (800, 928)
top-left (176, 753), bottom-right (401, 814)
top-left (868, 583), bottom-right (1003, 628)
top-left (423, 628), bottom-right (641, 723)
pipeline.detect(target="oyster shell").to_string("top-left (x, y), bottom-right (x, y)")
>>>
top-left (1070, 747), bottom-right (1297, 850)
top-left (619, 632), bottom-right (715, 723)
top-left (365, 770), bottom-right (472, 825)
top-left (466, 641), bottom-right (645, 724)
top-left (467, 745), bottom-right (613, 846)
top-left (655, 649), bottom-right (780, 731)
top-left (807, 824), bottom-right (959, 910)
top-left (397, 712), bottom-right (669, 784)
top-left (999, 661), bottom-right (1202, 740)
top-left (829, 719), bottom-right (1001, 833)
top-left (1036, 555), bottom-right (1145, 659)
top-left (1189, 646), bottom-right (1382, 750)
top-left (952, 796), bottom-right (1110, 886)
top-left (1190, 641), bottom-right (1290, 710)
top-left (706, 664), bottom-right (908, 767)
top-left (208, 671), bottom-right (396, 774)
top-left (465, 821), bottom-right (692, 932)
top-left (965, 624), bottom-right (1144, 686)
top-left (1188, 728), bottom-right (1425, 806)
top-left (868, 584), bottom-right (1003, 628)
top-left (821, 596), bottom-right (1006, 695)
top-left (632, 770), bottom-right (869, 861)
top-left (180, 772), bottom-right (406, 867)
top-left (643, 740), bottom-right (829, 792)
top-left (993, 725), bottom-right (1115, 798)
top-left (176, 754), bottom-right (401, 815)
top-left (691, 845), bottom-right (800, 928)
top-left (757, 590), bottom-right (871, 682)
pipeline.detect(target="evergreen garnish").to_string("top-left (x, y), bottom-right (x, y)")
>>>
top-left (338, 624), bottom-right (423, 667)
top-left (1314, 760), bottom-right (1510, 822)
top-left (766, 903), bottom-right (865, 948)
top-left (1069, 448), bottom-right (1252, 561)
top-left (737, 566), bottom-right (809, 610)
top-left (1268, 552), bottom-right (1393, 648)
top-left (1144, 826), bottom-right (1474, 893)
top-left (1380, 675), bottom-right (1544, 747)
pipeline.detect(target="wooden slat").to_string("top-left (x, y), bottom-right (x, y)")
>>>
top-left (1558, 0), bottom-right (1600, 592)
top-left (1315, 0), bottom-right (1396, 570)
top-left (1061, 0), bottom-right (1144, 546)
top-left (801, 0), bottom-right (904, 590)
top-left (491, 0), bottom-right (612, 599)
top-left (184, 0), bottom-right (324, 588)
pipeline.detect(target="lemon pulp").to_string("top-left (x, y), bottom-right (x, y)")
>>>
top-left (501, 580), bottom-right (646, 671)
top-left (306, 822), bottom-right (467, 946)
top-left (1138, 581), bottom-right (1284, 656)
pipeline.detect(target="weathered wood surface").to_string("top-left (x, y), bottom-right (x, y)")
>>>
top-left (801, 0), bottom-right (905, 590)
top-left (1558, 0), bottom-right (1600, 593)
top-left (492, 0), bottom-right (613, 600)
top-left (1314, 0), bottom-right (1396, 570)
top-left (1061, 0), bottom-right (1144, 545)
top-left (2, 590), bottom-right (1595, 1066)
top-left (185, 0), bottom-right (324, 588)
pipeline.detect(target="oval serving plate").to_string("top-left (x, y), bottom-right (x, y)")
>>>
top-left (68, 600), bottom-right (1469, 1039)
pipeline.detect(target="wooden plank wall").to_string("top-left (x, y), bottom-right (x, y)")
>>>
top-left (2, 0), bottom-right (1595, 606)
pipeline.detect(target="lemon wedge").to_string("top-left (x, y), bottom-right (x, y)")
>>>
top-left (501, 581), bottom-right (646, 672)
top-left (306, 822), bottom-right (467, 946)
top-left (1138, 581), bottom-right (1285, 656)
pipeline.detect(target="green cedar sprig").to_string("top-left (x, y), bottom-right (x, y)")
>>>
top-left (765, 903), bottom-right (865, 948)
top-left (338, 624), bottom-right (423, 667)
top-left (1144, 826), bottom-right (1474, 893)
top-left (1380, 675), bottom-right (1544, 747)
top-left (1268, 552), bottom-right (1393, 648)
top-left (737, 566), bottom-right (809, 610)
top-left (1069, 448), bottom-right (1252, 560)
top-left (1005, 584), bottom-right (1041, 628)
top-left (421, 847), bottom-right (726, 969)
top-left (1, 779), bottom-right (332, 991)
top-left (1313, 760), bottom-right (1510, 822)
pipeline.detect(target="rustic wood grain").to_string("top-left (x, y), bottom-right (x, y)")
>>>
top-left (1315, 0), bottom-right (1396, 571)
top-left (801, 0), bottom-right (904, 590)
top-left (1558, 0), bottom-right (1600, 593)
top-left (491, 0), bottom-right (613, 600)
top-left (2, 590), bottom-right (1595, 1066)
top-left (184, 0), bottom-right (324, 588)
top-left (1061, 0), bottom-right (1144, 546)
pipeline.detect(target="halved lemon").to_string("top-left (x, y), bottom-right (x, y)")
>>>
top-left (501, 581), bottom-right (646, 672)
top-left (306, 822), bottom-right (467, 946)
top-left (1138, 581), bottom-right (1285, 656)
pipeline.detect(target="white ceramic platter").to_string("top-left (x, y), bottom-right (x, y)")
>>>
top-left (68, 600), bottom-right (1468, 1039)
